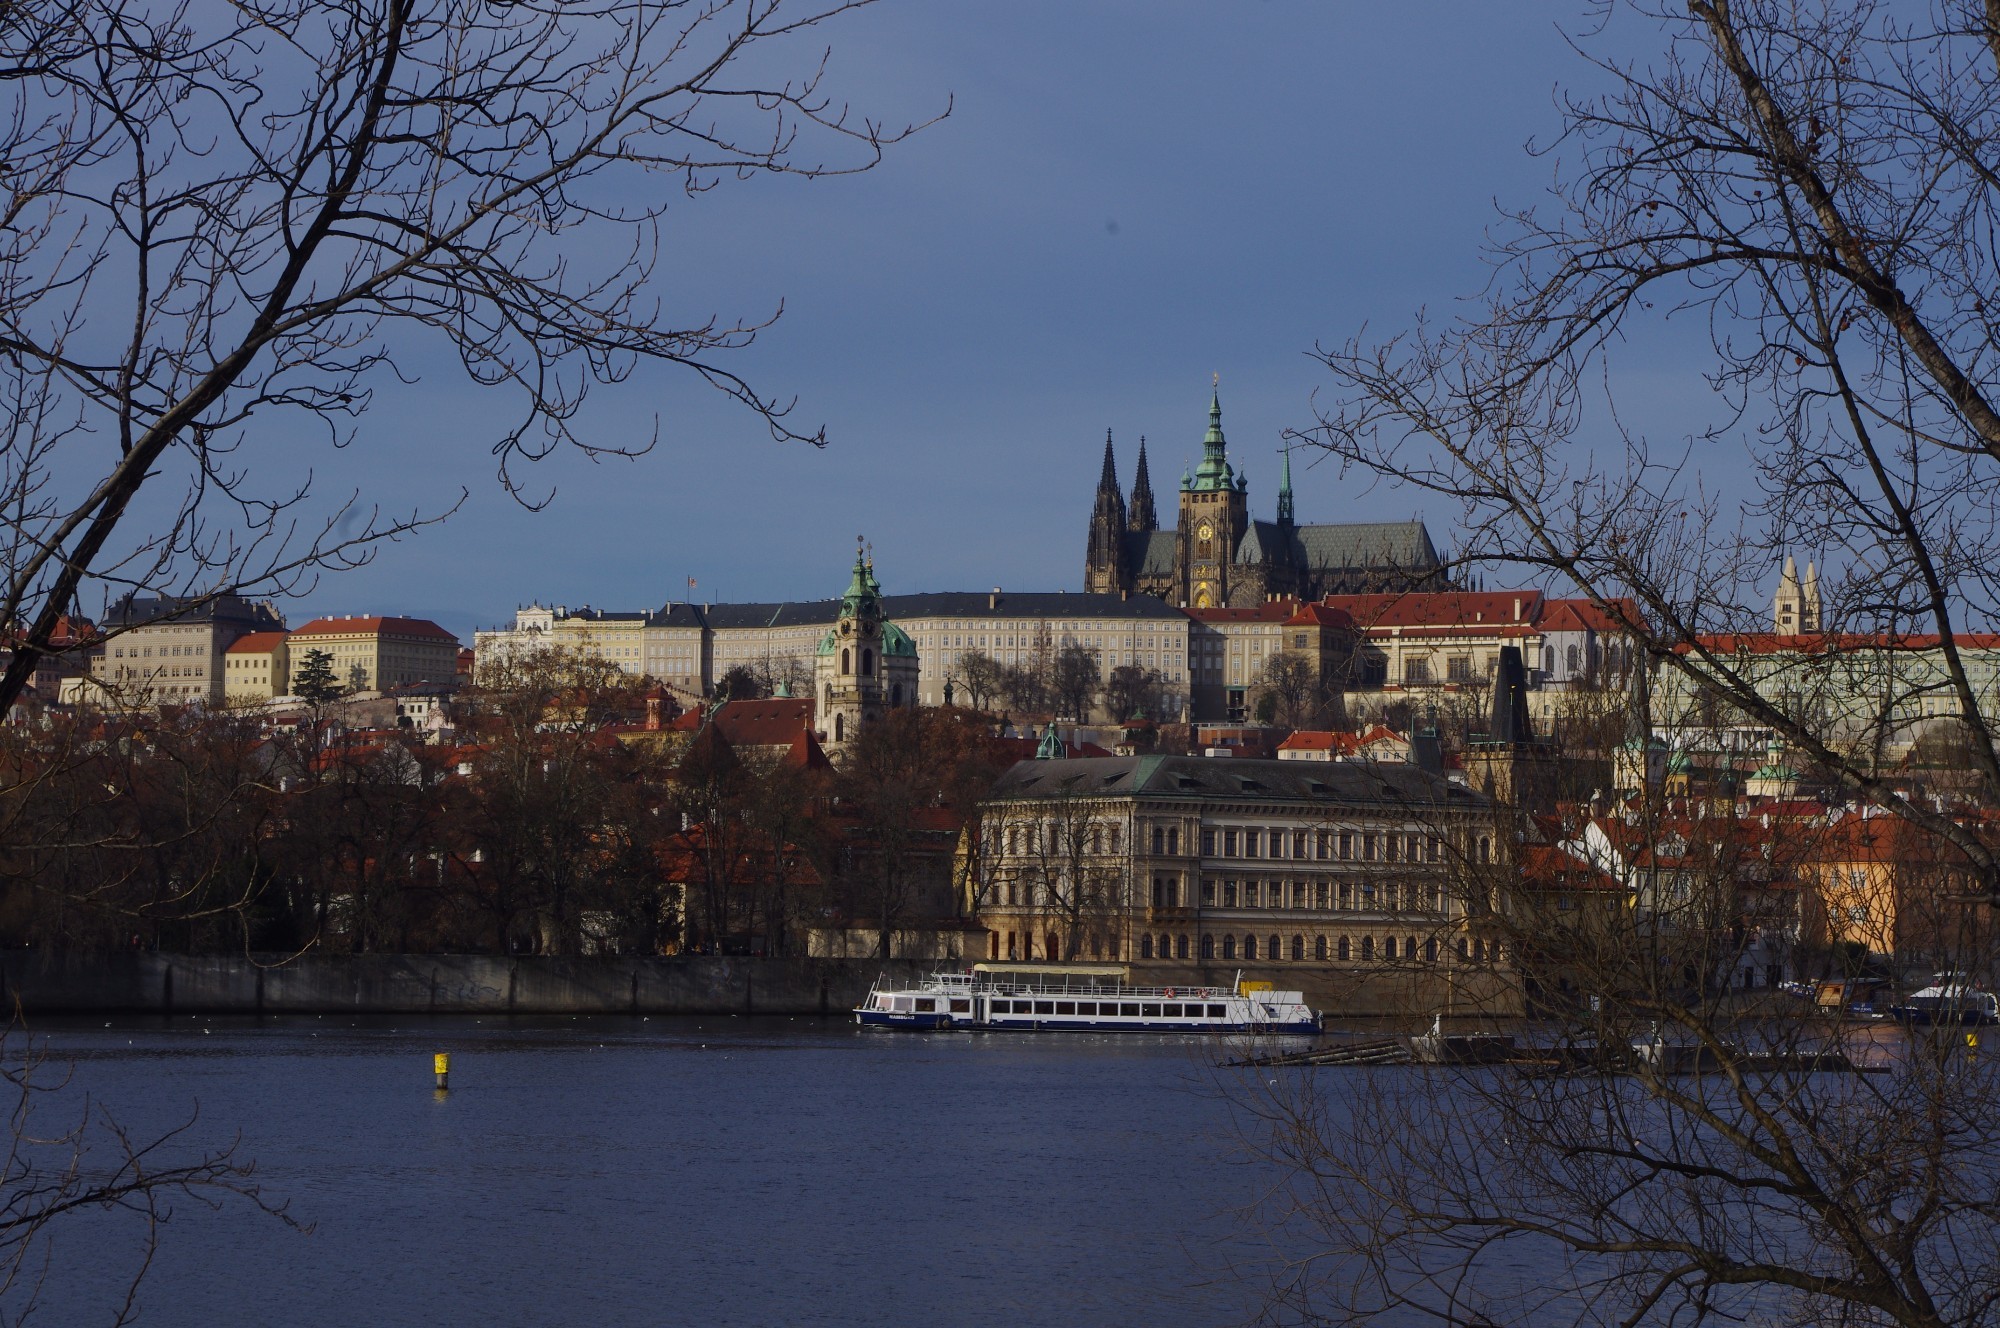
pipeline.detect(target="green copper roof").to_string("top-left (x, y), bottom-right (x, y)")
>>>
top-left (841, 546), bottom-right (879, 617)
top-left (1188, 387), bottom-right (1236, 492)
top-left (815, 627), bottom-right (837, 657)
top-left (882, 621), bottom-right (916, 657)
top-left (1036, 723), bottom-right (1068, 760)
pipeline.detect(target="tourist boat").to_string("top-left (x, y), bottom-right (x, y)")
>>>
top-left (853, 963), bottom-right (1321, 1034)
top-left (1889, 974), bottom-right (2000, 1027)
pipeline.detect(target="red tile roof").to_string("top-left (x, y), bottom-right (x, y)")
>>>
top-left (1284, 603), bottom-right (1356, 629)
top-left (226, 631), bottom-right (290, 654)
top-left (1540, 597), bottom-right (1642, 634)
top-left (1322, 591), bottom-right (1543, 633)
top-left (291, 616), bottom-right (459, 642)
top-left (1189, 601), bottom-right (1305, 624)
top-left (1688, 631), bottom-right (2000, 655)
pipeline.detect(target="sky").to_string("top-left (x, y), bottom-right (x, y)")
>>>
top-left (259, 3), bottom-right (1724, 643)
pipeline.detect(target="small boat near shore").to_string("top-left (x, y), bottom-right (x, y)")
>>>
top-left (854, 962), bottom-right (1321, 1035)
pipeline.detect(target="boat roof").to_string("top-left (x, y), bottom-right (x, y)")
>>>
top-left (972, 962), bottom-right (1129, 978)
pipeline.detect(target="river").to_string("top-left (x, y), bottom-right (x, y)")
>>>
top-left (19, 1015), bottom-right (1282, 1327)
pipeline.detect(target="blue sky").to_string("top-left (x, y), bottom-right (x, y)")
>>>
top-left (271, 3), bottom-right (1722, 642)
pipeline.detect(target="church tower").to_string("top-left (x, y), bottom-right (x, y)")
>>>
top-left (1773, 555), bottom-right (1820, 633)
top-left (1085, 430), bottom-right (1129, 594)
top-left (1177, 383), bottom-right (1250, 609)
top-left (815, 541), bottom-right (918, 751)
top-left (1129, 437), bottom-right (1157, 534)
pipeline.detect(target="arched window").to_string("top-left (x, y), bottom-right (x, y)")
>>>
top-left (1243, 935), bottom-right (1257, 960)
top-left (890, 684), bottom-right (901, 705)
top-left (1478, 836), bottom-right (1492, 864)
top-left (1091, 827), bottom-right (1102, 854)
top-left (1565, 644), bottom-right (1580, 672)
top-left (840, 647), bottom-right (850, 674)
top-left (1383, 936), bottom-right (1397, 960)
top-left (1176, 935), bottom-right (1189, 959)
top-left (1269, 934), bottom-right (1281, 961)
top-left (1314, 935), bottom-right (1327, 960)
top-left (1542, 646), bottom-right (1554, 674)
top-left (1406, 936), bottom-right (1418, 961)
top-left (1337, 936), bottom-right (1351, 961)
top-left (1291, 935), bottom-right (1305, 961)
top-left (823, 684), bottom-right (833, 712)
top-left (1222, 935), bottom-right (1236, 960)
top-left (1046, 931), bottom-right (1058, 960)
top-left (1140, 935), bottom-right (1154, 959)
top-left (1361, 936), bottom-right (1375, 960)
top-left (1425, 937), bottom-right (1438, 962)
top-left (862, 648), bottom-right (874, 675)
top-left (1457, 937), bottom-right (1470, 961)
top-left (833, 713), bottom-right (845, 742)
top-left (1202, 934), bottom-right (1216, 959)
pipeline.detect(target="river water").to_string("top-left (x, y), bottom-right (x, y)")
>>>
top-left (21, 1015), bottom-right (1285, 1328)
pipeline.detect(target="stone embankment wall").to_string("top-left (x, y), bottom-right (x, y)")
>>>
top-left (0, 953), bottom-right (935, 1017)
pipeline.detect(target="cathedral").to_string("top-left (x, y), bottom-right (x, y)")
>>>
top-left (1085, 387), bottom-right (1447, 608)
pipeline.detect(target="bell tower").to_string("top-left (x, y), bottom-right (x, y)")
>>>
top-left (1085, 430), bottom-right (1129, 594)
top-left (817, 539), bottom-right (886, 748)
top-left (1177, 379), bottom-right (1249, 609)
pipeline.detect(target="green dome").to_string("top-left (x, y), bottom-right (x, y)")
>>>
top-left (815, 628), bottom-right (837, 657)
top-left (882, 621), bottom-right (917, 657)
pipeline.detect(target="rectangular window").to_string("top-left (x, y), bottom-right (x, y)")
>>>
top-left (1294, 831), bottom-right (1308, 859)
top-left (1385, 836), bottom-right (1399, 863)
top-left (1363, 833), bottom-right (1377, 861)
top-left (1151, 826), bottom-right (1165, 854)
top-left (1163, 1003), bottom-right (1183, 1018)
top-left (1207, 1004), bottom-right (1226, 1019)
top-left (1315, 882), bottom-right (1329, 909)
top-left (1223, 829), bottom-right (1238, 856)
top-left (1404, 657), bottom-right (1431, 686)
top-left (1339, 881), bottom-right (1352, 909)
top-left (1034, 1000), bottom-right (1055, 1015)
top-left (1338, 832), bottom-right (1352, 860)
top-left (1121, 1004), bottom-right (1140, 1017)
top-left (1168, 827), bottom-right (1180, 855)
top-left (1223, 881), bottom-right (1237, 907)
top-left (1202, 879), bottom-right (1216, 906)
top-left (1055, 1001), bottom-right (1076, 1015)
top-left (1243, 830), bottom-right (1258, 858)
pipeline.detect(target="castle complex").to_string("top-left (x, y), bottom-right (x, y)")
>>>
top-left (1085, 387), bottom-right (1447, 608)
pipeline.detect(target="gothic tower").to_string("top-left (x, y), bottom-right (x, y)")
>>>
top-left (1177, 384), bottom-right (1249, 609)
top-left (1773, 555), bottom-right (1821, 633)
top-left (1085, 429), bottom-right (1129, 594)
top-left (1129, 436), bottom-right (1157, 534)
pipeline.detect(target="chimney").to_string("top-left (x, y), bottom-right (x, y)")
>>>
top-left (989, 588), bottom-right (1001, 610)
top-left (1513, 597), bottom-right (1521, 621)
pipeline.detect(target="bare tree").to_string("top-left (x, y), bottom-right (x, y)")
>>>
top-left (1296, 0), bottom-right (2000, 885)
top-left (0, 0), bottom-right (937, 713)
top-left (1248, 4), bottom-right (2000, 1325)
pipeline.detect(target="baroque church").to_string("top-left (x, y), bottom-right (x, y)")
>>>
top-left (1085, 386), bottom-right (1447, 608)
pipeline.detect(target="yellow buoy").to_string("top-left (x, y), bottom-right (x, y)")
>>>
top-left (434, 1052), bottom-right (451, 1089)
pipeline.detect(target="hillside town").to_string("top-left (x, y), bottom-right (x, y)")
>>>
top-left (3, 392), bottom-right (1982, 1020)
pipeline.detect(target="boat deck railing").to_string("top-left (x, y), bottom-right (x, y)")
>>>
top-left (922, 971), bottom-right (1240, 1001)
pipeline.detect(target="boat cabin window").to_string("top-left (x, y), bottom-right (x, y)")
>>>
top-left (914, 998), bottom-right (935, 1012)
top-left (1121, 1003), bottom-right (1140, 1017)
top-left (950, 999), bottom-right (970, 1013)
top-left (1163, 1003), bottom-right (1183, 1017)
top-left (1207, 1004), bottom-right (1226, 1018)
top-left (1075, 1002), bottom-right (1096, 1016)
top-left (1034, 1000), bottom-right (1054, 1015)
top-left (1141, 1003), bottom-right (1161, 1017)
top-left (1056, 1001), bottom-right (1076, 1015)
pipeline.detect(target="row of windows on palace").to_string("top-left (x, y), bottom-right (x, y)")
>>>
top-left (989, 929), bottom-right (1507, 965)
top-left (989, 876), bottom-right (1449, 913)
top-left (998, 822), bottom-right (1494, 867)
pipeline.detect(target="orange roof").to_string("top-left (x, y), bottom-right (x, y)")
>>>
top-left (1284, 603), bottom-right (1356, 629)
top-left (1322, 591), bottom-right (1543, 633)
top-left (290, 616), bottom-right (459, 642)
top-left (1540, 597), bottom-right (1641, 634)
top-left (1687, 631), bottom-right (2000, 655)
top-left (707, 697), bottom-right (814, 748)
top-left (1278, 730), bottom-right (1348, 753)
top-left (1188, 600), bottom-right (1305, 624)
top-left (227, 631), bottom-right (290, 654)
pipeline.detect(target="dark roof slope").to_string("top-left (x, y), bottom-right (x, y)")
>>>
top-left (988, 754), bottom-right (1486, 811)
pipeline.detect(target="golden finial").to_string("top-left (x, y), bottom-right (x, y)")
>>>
top-left (1213, 371), bottom-right (1219, 388)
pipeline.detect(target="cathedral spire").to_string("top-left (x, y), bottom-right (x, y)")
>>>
top-left (1190, 378), bottom-right (1236, 491)
top-left (1276, 443), bottom-right (1295, 526)
top-left (1129, 435), bottom-right (1157, 532)
top-left (1085, 429), bottom-right (1128, 592)
top-left (1098, 427), bottom-right (1119, 492)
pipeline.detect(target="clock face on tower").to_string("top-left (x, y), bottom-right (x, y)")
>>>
top-left (1196, 520), bottom-right (1213, 541)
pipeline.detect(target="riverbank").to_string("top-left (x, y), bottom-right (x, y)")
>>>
top-left (0, 952), bottom-right (937, 1016)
